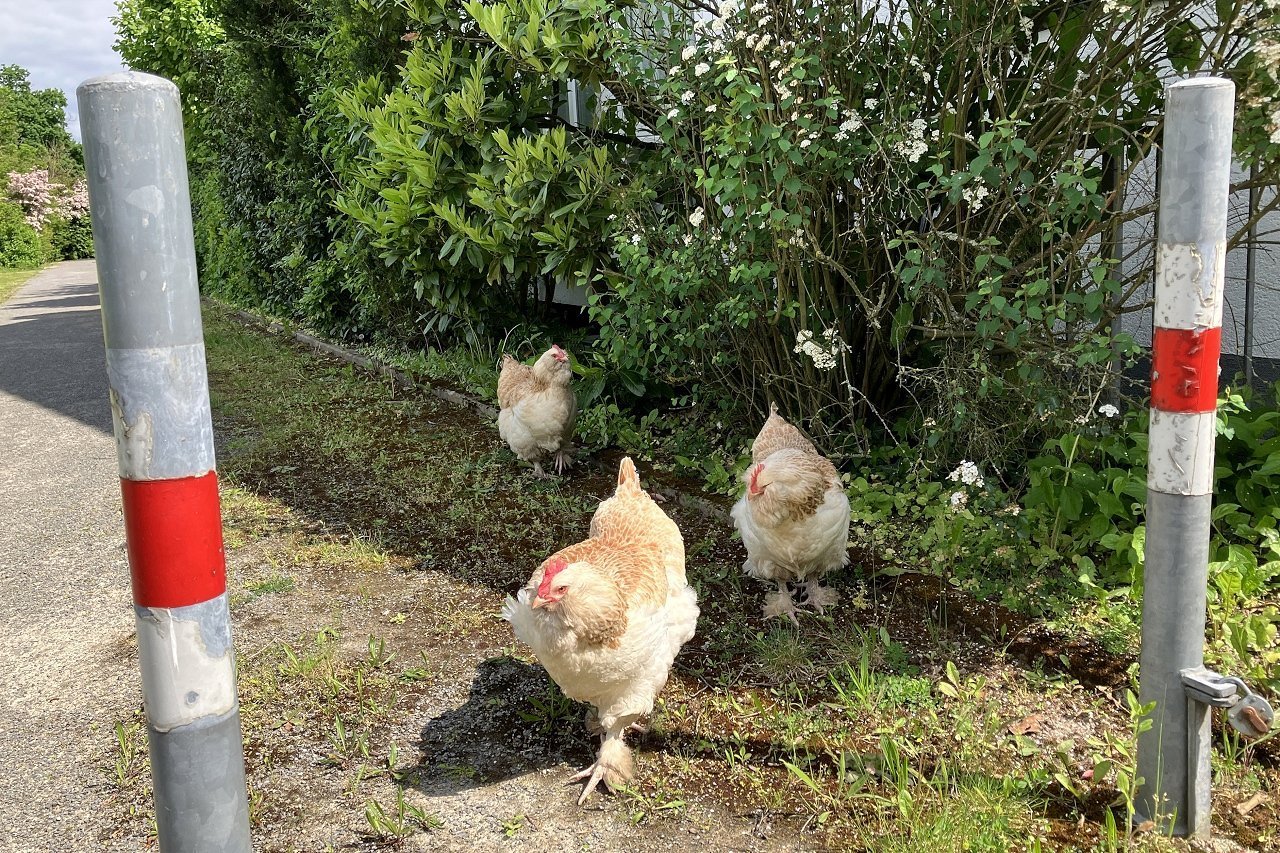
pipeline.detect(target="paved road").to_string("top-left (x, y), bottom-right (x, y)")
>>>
top-left (0, 261), bottom-right (138, 852)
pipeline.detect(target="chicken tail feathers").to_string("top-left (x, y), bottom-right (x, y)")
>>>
top-left (616, 456), bottom-right (642, 495)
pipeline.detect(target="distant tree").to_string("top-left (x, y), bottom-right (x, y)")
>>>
top-left (0, 65), bottom-right (74, 151)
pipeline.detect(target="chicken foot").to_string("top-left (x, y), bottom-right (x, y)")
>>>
top-left (554, 448), bottom-right (574, 475)
top-left (530, 460), bottom-right (553, 479)
top-left (762, 581), bottom-right (801, 626)
top-left (570, 731), bottom-right (634, 804)
top-left (797, 580), bottom-right (840, 614)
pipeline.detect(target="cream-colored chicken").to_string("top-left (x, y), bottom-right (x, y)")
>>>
top-left (503, 457), bottom-right (699, 803)
top-left (731, 403), bottom-right (850, 623)
top-left (497, 345), bottom-right (576, 478)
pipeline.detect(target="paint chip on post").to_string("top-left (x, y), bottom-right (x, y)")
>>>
top-left (1155, 242), bottom-right (1226, 331)
top-left (136, 597), bottom-right (238, 731)
top-left (1147, 410), bottom-right (1217, 496)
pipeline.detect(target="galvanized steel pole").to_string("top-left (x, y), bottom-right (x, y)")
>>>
top-left (77, 71), bottom-right (252, 852)
top-left (1135, 77), bottom-right (1234, 837)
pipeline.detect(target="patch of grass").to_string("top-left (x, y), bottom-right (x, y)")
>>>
top-left (870, 770), bottom-right (1048, 852)
top-left (363, 787), bottom-right (441, 842)
top-left (244, 574), bottom-right (296, 600)
top-left (0, 266), bottom-right (40, 305)
top-left (500, 813), bottom-right (527, 838)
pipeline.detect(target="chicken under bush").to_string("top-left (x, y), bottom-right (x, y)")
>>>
top-left (731, 403), bottom-right (850, 623)
top-left (497, 345), bottom-right (576, 478)
top-left (503, 457), bottom-right (699, 803)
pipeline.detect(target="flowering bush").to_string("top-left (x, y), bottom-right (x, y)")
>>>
top-left (570, 0), bottom-right (1277, 458)
top-left (119, 0), bottom-right (1280, 465)
top-left (7, 168), bottom-right (54, 228)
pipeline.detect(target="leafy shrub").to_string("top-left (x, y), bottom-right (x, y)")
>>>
top-left (48, 215), bottom-right (93, 259)
top-left (0, 199), bottom-right (43, 268)
top-left (851, 388), bottom-right (1280, 692)
top-left (1025, 388), bottom-right (1280, 692)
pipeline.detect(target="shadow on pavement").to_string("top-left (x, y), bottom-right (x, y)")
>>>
top-left (0, 263), bottom-right (112, 435)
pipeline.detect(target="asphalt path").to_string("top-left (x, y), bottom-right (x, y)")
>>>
top-left (0, 261), bottom-right (137, 852)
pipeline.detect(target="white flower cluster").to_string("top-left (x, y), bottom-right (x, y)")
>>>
top-left (1098, 403), bottom-right (1119, 418)
top-left (698, 0), bottom-right (741, 37)
top-left (1255, 39), bottom-right (1280, 143)
top-left (895, 118), bottom-right (930, 163)
top-left (949, 491), bottom-right (968, 510)
top-left (962, 179), bottom-right (990, 212)
top-left (689, 207), bottom-right (706, 227)
top-left (947, 460), bottom-right (984, 488)
top-left (695, 62), bottom-right (711, 77)
top-left (834, 112), bottom-right (862, 142)
top-left (794, 327), bottom-right (849, 370)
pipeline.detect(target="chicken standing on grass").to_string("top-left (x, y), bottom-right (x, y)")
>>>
top-left (731, 403), bottom-right (850, 624)
top-left (497, 344), bottom-right (577, 478)
top-left (503, 457), bottom-right (700, 804)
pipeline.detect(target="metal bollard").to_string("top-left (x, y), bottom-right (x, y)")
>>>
top-left (1135, 77), bottom-right (1234, 837)
top-left (77, 71), bottom-right (252, 852)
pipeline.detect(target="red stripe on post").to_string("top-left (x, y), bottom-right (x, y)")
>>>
top-left (120, 472), bottom-right (226, 608)
top-left (1151, 325), bottom-right (1222, 414)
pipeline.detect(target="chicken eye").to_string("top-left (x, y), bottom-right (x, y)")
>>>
top-left (554, 585), bottom-right (568, 594)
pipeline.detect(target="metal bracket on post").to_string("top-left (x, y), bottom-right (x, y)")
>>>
top-left (1182, 667), bottom-right (1275, 735)
top-left (1178, 667), bottom-right (1274, 835)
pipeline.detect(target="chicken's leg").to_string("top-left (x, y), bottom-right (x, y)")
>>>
top-left (762, 581), bottom-right (800, 625)
top-left (798, 579), bottom-right (840, 613)
top-left (570, 729), bottom-right (634, 804)
top-left (531, 460), bottom-right (553, 479)
top-left (554, 448), bottom-right (574, 475)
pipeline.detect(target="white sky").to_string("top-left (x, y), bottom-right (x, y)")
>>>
top-left (1, 0), bottom-right (126, 140)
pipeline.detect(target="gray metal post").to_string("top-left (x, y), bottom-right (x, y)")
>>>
top-left (1244, 165), bottom-right (1259, 390)
top-left (78, 71), bottom-right (252, 852)
top-left (1136, 77), bottom-right (1234, 837)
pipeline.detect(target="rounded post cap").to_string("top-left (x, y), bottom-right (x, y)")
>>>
top-left (1167, 76), bottom-right (1234, 92)
top-left (77, 70), bottom-right (178, 99)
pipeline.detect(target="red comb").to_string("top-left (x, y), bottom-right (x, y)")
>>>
top-left (537, 557), bottom-right (569, 598)
top-left (748, 463), bottom-right (764, 494)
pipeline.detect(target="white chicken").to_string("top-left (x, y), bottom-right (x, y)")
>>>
top-left (497, 344), bottom-right (577, 478)
top-left (731, 403), bottom-right (850, 623)
top-left (503, 457), bottom-right (699, 803)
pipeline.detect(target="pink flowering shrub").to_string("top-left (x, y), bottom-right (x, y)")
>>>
top-left (6, 168), bottom-right (55, 229)
top-left (3, 172), bottom-right (94, 262)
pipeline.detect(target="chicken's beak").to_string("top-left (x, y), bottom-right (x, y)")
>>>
top-left (531, 595), bottom-right (549, 609)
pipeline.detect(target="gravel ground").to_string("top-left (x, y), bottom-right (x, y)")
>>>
top-left (0, 262), bottom-right (139, 853)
